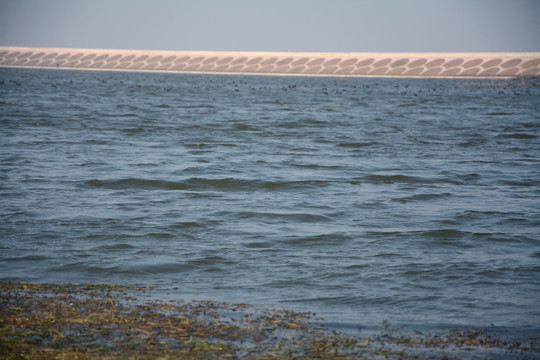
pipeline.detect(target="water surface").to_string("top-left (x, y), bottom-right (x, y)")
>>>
top-left (1, 68), bottom-right (539, 332)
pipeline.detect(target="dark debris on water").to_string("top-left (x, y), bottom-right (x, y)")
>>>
top-left (0, 281), bottom-right (538, 359)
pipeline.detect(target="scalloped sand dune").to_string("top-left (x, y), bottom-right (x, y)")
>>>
top-left (1, 47), bottom-right (539, 78)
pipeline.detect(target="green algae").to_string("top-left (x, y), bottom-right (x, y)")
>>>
top-left (1, 281), bottom-right (538, 359)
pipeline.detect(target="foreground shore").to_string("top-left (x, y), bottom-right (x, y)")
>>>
top-left (1, 281), bottom-right (538, 359)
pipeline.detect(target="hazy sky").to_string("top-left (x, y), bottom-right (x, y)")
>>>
top-left (1, 0), bottom-right (539, 52)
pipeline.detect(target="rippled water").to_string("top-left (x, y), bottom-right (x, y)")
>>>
top-left (1, 68), bottom-right (539, 331)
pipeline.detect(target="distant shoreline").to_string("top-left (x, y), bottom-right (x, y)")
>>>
top-left (1, 46), bottom-right (539, 79)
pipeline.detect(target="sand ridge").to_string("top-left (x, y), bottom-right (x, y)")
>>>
top-left (1, 46), bottom-right (539, 78)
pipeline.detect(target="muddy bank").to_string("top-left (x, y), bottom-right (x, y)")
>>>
top-left (0, 281), bottom-right (538, 359)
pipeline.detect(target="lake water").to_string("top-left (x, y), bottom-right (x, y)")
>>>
top-left (1, 68), bottom-right (539, 333)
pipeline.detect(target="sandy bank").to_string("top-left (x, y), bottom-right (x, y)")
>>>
top-left (1, 47), bottom-right (539, 78)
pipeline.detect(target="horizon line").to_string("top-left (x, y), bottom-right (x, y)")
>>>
top-left (2, 46), bottom-right (540, 56)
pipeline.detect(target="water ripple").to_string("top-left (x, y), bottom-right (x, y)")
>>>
top-left (1, 68), bottom-right (539, 330)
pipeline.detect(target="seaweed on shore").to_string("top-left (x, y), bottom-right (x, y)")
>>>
top-left (1, 281), bottom-right (538, 359)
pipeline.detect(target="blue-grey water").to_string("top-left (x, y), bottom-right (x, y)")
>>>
top-left (1, 68), bottom-right (539, 332)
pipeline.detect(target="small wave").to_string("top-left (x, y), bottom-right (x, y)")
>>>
top-left (416, 229), bottom-right (479, 248)
top-left (233, 123), bottom-right (260, 131)
top-left (287, 163), bottom-right (341, 170)
top-left (263, 179), bottom-right (331, 191)
top-left (422, 228), bottom-right (467, 239)
top-left (487, 112), bottom-right (514, 116)
top-left (481, 234), bottom-right (527, 243)
top-left (288, 295), bottom-right (396, 306)
top-left (185, 143), bottom-right (211, 149)
top-left (456, 209), bottom-right (514, 219)
top-left (192, 178), bottom-right (327, 191)
top-left (218, 143), bottom-right (238, 147)
top-left (363, 174), bottom-right (412, 184)
top-left (188, 256), bottom-right (234, 267)
top-left (456, 173), bottom-right (481, 182)
top-left (126, 261), bottom-right (194, 274)
top-left (495, 133), bottom-right (537, 139)
top-left (276, 121), bottom-right (303, 129)
top-left (98, 112), bottom-right (139, 118)
top-left (301, 118), bottom-right (330, 126)
top-left (83, 178), bottom-right (195, 190)
top-left (337, 142), bottom-right (377, 148)
top-left (373, 253), bottom-right (401, 258)
top-left (367, 228), bottom-right (476, 246)
top-left (86, 139), bottom-right (109, 145)
top-left (235, 211), bottom-right (332, 223)
top-left (344, 264), bottom-right (369, 270)
top-left (177, 104), bottom-right (215, 109)
top-left (48, 261), bottom-right (97, 273)
top-left (83, 177), bottom-right (331, 192)
top-left (392, 192), bottom-right (452, 202)
top-left (0, 211), bottom-right (28, 220)
top-left (81, 177), bottom-right (327, 192)
top-left (243, 241), bottom-right (275, 249)
top-left (474, 269), bottom-right (505, 278)
top-left (121, 127), bottom-right (146, 135)
top-left (171, 221), bottom-right (205, 229)
top-left (4, 255), bottom-right (49, 262)
top-left (283, 233), bottom-right (352, 246)
top-left (363, 174), bottom-right (461, 185)
top-left (146, 232), bottom-right (175, 239)
top-left (92, 243), bottom-right (138, 250)
top-left (76, 161), bottom-right (108, 167)
top-left (364, 230), bottom-right (403, 237)
top-left (458, 138), bottom-right (488, 147)
top-left (500, 179), bottom-right (536, 187)
top-left (287, 295), bottom-right (349, 304)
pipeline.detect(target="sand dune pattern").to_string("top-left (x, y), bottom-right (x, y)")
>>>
top-left (1, 47), bottom-right (539, 78)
